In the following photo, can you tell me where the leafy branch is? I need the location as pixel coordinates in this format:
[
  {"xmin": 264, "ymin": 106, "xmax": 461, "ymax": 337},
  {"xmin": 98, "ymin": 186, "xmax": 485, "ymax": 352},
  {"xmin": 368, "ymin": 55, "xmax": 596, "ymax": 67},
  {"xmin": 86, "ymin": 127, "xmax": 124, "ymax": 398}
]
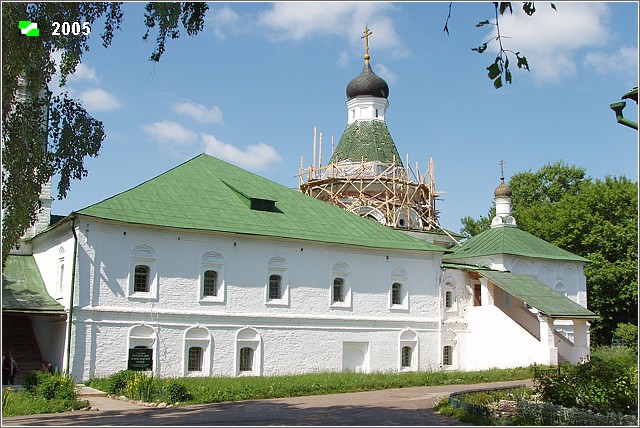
[{"xmin": 468, "ymin": 2, "xmax": 557, "ymax": 89}]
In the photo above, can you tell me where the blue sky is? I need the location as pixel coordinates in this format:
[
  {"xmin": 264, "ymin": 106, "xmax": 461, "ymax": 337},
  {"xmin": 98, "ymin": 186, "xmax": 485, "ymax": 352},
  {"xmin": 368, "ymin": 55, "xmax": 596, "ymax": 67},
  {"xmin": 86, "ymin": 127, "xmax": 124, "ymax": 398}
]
[{"xmin": 45, "ymin": 1, "xmax": 638, "ymax": 233}]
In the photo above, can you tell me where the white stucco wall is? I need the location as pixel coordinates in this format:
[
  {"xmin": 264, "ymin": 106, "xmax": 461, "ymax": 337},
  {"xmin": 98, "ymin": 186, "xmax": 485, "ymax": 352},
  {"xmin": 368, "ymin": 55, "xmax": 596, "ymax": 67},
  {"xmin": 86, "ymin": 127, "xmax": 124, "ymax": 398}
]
[{"xmin": 62, "ymin": 217, "xmax": 444, "ymax": 381}]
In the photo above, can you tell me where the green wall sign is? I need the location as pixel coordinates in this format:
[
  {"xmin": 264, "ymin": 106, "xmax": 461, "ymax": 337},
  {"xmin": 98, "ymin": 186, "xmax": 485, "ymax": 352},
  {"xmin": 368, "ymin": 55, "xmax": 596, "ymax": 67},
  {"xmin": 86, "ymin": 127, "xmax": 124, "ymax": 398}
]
[{"xmin": 127, "ymin": 348, "xmax": 153, "ymax": 371}]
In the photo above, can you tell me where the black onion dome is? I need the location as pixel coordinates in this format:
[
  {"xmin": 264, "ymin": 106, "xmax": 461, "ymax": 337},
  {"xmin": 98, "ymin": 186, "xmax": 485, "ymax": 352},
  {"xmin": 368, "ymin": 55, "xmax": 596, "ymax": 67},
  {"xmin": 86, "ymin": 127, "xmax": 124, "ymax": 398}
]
[
  {"xmin": 346, "ymin": 61, "xmax": 389, "ymax": 100},
  {"xmin": 494, "ymin": 181, "xmax": 512, "ymax": 198}
]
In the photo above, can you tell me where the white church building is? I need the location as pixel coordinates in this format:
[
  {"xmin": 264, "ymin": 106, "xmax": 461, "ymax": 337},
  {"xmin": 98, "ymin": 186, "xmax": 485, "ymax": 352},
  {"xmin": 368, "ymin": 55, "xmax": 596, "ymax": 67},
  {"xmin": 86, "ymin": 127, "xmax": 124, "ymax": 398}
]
[{"xmin": 2, "ymin": 30, "xmax": 597, "ymax": 383}]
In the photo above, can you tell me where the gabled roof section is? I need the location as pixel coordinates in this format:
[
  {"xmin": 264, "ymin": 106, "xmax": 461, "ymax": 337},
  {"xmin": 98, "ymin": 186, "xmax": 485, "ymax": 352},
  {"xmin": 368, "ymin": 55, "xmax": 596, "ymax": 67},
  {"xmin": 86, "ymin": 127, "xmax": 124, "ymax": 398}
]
[
  {"xmin": 2, "ymin": 255, "xmax": 64, "ymax": 314},
  {"xmin": 479, "ymin": 270, "xmax": 598, "ymax": 319},
  {"xmin": 443, "ymin": 226, "xmax": 588, "ymax": 263},
  {"xmin": 331, "ymin": 120, "xmax": 403, "ymax": 166},
  {"xmin": 76, "ymin": 154, "xmax": 444, "ymax": 253}
]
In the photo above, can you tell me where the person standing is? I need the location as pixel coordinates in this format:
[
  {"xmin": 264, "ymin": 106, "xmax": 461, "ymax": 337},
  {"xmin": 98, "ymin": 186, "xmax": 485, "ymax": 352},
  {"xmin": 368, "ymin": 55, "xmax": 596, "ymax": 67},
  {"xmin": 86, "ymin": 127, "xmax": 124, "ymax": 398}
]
[{"xmin": 2, "ymin": 350, "xmax": 18, "ymax": 385}]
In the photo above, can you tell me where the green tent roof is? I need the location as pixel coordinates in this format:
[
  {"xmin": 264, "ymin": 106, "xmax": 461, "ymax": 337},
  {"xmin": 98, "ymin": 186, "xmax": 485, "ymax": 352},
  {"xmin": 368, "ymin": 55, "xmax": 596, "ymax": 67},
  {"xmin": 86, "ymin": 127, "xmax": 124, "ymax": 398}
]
[
  {"xmin": 2, "ymin": 255, "xmax": 64, "ymax": 314},
  {"xmin": 331, "ymin": 120, "xmax": 403, "ymax": 166},
  {"xmin": 443, "ymin": 226, "xmax": 588, "ymax": 263},
  {"xmin": 480, "ymin": 270, "xmax": 598, "ymax": 319},
  {"xmin": 76, "ymin": 154, "xmax": 444, "ymax": 253}
]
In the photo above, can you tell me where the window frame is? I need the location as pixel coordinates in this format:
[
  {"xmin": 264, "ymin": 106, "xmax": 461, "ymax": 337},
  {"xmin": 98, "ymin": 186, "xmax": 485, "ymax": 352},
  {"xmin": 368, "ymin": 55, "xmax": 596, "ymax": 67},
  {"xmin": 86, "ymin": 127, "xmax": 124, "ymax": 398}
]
[
  {"xmin": 183, "ymin": 326, "xmax": 211, "ymax": 376},
  {"xmin": 443, "ymin": 345, "xmax": 453, "ymax": 366},
  {"xmin": 187, "ymin": 346, "xmax": 204, "ymax": 372},
  {"xmin": 239, "ymin": 347, "xmax": 254, "ymax": 372},
  {"xmin": 236, "ymin": 327, "xmax": 261, "ymax": 376},
  {"xmin": 128, "ymin": 245, "xmax": 158, "ymax": 300},
  {"xmin": 329, "ymin": 262, "xmax": 352, "ymax": 309},
  {"xmin": 389, "ymin": 267, "xmax": 409, "ymax": 311},
  {"xmin": 199, "ymin": 252, "xmax": 225, "ymax": 303},
  {"xmin": 332, "ymin": 277, "xmax": 345, "ymax": 303},
  {"xmin": 265, "ymin": 256, "xmax": 289, "ymax": 306}
]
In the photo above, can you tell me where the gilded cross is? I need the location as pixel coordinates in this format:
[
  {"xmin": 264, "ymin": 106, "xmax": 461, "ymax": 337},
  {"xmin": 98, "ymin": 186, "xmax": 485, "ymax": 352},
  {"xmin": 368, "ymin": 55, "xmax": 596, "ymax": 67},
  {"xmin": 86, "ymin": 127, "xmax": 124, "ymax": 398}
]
[
  {"xmin": 499, "ymin": 159, "xmax": 505, "ymax": 181},
  {"xmin": 362, "ymin": 27, "xmax": 372, "ymax": 59}
]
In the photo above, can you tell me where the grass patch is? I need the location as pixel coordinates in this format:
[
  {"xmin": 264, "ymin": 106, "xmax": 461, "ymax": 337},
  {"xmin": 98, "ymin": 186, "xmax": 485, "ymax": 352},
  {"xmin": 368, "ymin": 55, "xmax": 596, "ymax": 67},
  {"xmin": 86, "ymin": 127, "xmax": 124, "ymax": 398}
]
[
  {"xmin": 87, "ymin": 366, "xmax": 532, "ymax": 405},
  {"xmin": 2, "ymin": 387, "xmax": 90, "ymax": 417}
]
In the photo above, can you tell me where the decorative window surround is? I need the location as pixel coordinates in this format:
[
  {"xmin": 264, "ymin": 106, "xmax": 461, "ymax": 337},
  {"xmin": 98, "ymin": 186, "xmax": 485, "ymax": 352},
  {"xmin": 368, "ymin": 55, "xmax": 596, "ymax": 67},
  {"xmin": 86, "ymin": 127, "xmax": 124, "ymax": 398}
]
[
  {"xmin": 183, "ymin": 326, "xmax": 211, "ymax": 376},
  {"xmin": 399, "ymin": 329, "xmax": 418, "ymax": 371},
  {"xmin": 236, "ymin": 327, "xmax": 261, "ymax": 376},
  {"xmin": 199, "ymin": 251, "xmax": 225, "ymax": 303},
  {"xmin": 330, "ymin": 262, "xmax": 352, "ymax": 310},
  {"xmin": 265, "ymin": 256, "xmax": 289, "ymax": 306},
  {"xmin": 389, "ymin": 267, "xmax": 409, "ymax": 311},
  {"xmin": 128, "ymin": 245, "xmax": 158, "ymax": 301}
]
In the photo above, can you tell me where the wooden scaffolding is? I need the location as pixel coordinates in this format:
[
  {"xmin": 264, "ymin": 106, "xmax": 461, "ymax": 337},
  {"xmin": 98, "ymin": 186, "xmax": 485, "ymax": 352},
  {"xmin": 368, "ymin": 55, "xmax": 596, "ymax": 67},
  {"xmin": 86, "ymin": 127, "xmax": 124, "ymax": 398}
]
[{"xmin": 298, "ymin": 128, "xmax": 443, "ymax": 231}]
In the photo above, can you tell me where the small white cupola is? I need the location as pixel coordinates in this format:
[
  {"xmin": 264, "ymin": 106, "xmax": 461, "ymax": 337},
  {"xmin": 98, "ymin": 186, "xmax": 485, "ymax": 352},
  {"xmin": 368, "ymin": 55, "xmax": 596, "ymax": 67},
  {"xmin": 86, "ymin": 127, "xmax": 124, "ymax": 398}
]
[{"xmin": 491, "ymin": 160, "xmax": 517, "ymax": 228}]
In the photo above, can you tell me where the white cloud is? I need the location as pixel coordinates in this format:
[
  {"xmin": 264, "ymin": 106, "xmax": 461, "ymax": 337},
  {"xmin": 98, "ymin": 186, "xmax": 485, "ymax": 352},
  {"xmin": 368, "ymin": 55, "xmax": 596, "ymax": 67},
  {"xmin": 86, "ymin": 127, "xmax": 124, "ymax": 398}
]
[
  {"xmin": 172, "ymin": 101, "xmax": 224, "ymax": 124},
  {"xmin": 201, "ymin": 133, "xmax": 282, "ymax": 170},
  {"xmin": 259, "ymin": 3, "xmax": 407, "ymax": 58},
  {"xmin": 584, "ymin": 46, "xmax": 639, "ymax": 78},
  {"xmin": 141, "ymin": 121, "xmax": 197, "ymax": 145},
  {"xmin": 209, "ymin": 5, "xmax": 244, "ymax": 40},
  {"xmin": 374, "ymin": 63, "xmax": 397, "ymax": 85},
  {"xmin": 69, "ymin": 63, "xmax": 99, "ymax": 83},
  {"xmin": 485, "ymin": 3, "xmax": 612, "ymax": 83},
  {"xmin": 78, "ymin": 88, "xmax": 121, "ymax": 111}
]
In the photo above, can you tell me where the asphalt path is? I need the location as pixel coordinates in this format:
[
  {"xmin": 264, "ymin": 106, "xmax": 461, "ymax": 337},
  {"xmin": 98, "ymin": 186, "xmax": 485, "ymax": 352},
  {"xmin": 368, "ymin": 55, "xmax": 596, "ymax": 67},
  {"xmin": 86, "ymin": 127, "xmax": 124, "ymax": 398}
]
[{"xmin": 2, "ymin": 379, "xmax": 533, "ymax": 426}]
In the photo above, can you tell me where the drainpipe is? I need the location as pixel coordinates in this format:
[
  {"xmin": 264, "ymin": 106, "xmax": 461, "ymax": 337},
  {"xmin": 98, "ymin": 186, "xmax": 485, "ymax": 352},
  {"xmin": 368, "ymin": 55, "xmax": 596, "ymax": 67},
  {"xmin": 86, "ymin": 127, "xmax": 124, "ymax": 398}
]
[
  {"xmin": 64, "ymin": 215, "xmax": 78, "ymax": 375},
  {"xmin": 610, "ymin": 101, "xmax": 639, "ymax": 130}
]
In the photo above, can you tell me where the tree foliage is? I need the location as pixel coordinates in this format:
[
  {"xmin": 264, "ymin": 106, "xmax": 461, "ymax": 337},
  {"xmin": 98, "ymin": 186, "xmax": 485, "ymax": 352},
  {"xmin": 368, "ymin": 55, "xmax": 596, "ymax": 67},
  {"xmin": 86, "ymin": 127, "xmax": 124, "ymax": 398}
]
[
  {"xmin": 1, "ymin": 2, "xmax": 207, "ymax": 267},
  {"xmin": 459, "ymin": 162, "xmax": 638, "ymax": 345},
  {"xmin": 445, "ymin": 2, "xmax": 556, "ymax": 89}
]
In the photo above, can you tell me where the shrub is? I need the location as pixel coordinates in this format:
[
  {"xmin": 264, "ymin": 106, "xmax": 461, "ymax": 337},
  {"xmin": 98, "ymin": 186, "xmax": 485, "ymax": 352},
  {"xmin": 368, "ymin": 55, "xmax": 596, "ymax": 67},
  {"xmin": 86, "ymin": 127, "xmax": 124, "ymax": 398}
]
[
  {"xmin": 105, "ymin": 370, "xmax": 136, "ymax": 395},
  {"xmin": 164, "ymin": 380, "xmax": 191, "ymax": 403},
  {"xmin": 533, "ymin": 348, "xmax": 638, "ymax": 414},
  {"xmin": 613, "ymin": 323, "xmax": 638, "ymax": 352},
  {"xmin": 37, "ymin": 374, "xmax": 76, "ymax": 401}
]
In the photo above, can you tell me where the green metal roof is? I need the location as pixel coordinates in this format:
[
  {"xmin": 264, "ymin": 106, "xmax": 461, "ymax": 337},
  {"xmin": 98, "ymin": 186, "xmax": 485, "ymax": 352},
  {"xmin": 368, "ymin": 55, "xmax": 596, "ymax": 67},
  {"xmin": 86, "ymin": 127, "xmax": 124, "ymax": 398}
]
[
  {"xmin": 2, "ymin": 255, "xmax": 64, "ymax": 314},
  {"xmin": 330, "ymin": 120, "xmax": 403, "ymax": 166},
  {"xmin": 443, "ymin": 226, "xmax": 589, "ymax": 263},
  {"xmin": 480, "ymin": 270, "xmax": 598, "ymax": 319},
  {"xmin": 76, "ymin": 154, "xmax": 444, "ymax": 253}
]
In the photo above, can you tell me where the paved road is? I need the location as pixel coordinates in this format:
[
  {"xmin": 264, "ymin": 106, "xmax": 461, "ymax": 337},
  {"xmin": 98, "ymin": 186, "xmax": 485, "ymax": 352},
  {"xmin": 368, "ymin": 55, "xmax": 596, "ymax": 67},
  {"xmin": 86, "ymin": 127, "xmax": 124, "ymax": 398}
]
[{"xmin": 2, "ymin": 379, "xmax": 532, "ymax": 426}]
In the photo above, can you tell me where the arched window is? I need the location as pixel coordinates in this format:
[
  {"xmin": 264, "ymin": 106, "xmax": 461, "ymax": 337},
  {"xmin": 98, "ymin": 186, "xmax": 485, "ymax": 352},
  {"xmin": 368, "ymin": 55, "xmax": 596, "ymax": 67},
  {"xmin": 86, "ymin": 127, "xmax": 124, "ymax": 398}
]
[
  {"xmin": 401, "ymin": 346, "xmax": 412, "ymax": 368},
  {"xmin": 188, "ymin": 347, "xmax": 203, "ymax": 372},
  {"xmin": 445, "ymin": 290, "xmax": 453, "ymax": 308},
  {"xmin": 392, "ymin": 283, "xmax": 402, "ymax": 305},
  {"xmin": 200, "ymin": 252, "xmax": 225, "ymax": 302},
  {"xmin": 330, "ymin": 262, "xmax": 351, "ymax": 309},
  {"xmin": 203, "ymin": 270, "xmax": 217, "ymax": 297},
  {"xmin": 269, "ymin": 274, "xmax": 281, "ymax": 300},
  {"xmin": 184, "ymin": 326, "xmax": 211, "ymax": 376},
  {"xmin": 129, "ymin": 245, "xmax": 157, "ymax": 299},
  {"xmin": 265, "ymin": 256, "xmax": 288, "ymax": 305},
  {"xmin": 443, "ymin": 345, "xmax": 453, "ymax": 366},
  {"xmin": 239, "ymin": 347, "xmax": 253, "ymax": 372},
  {"xmin": 332, "ymin": 278, "xmax": 344, "ymax": 303},
  {"xmin": 399, "ymin": 329, "xmax": 418, "ymax": 371},
  {"xmin": 236, "ymin": 327, "xmax": 261, "ymax": 376},
  {"xmin": 134, "ymin": 265, "xmax": 150, "ymax": 292},
  {"xmin": 389, "ymin": 267, "xmax": 408, "ymax": 310}
]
